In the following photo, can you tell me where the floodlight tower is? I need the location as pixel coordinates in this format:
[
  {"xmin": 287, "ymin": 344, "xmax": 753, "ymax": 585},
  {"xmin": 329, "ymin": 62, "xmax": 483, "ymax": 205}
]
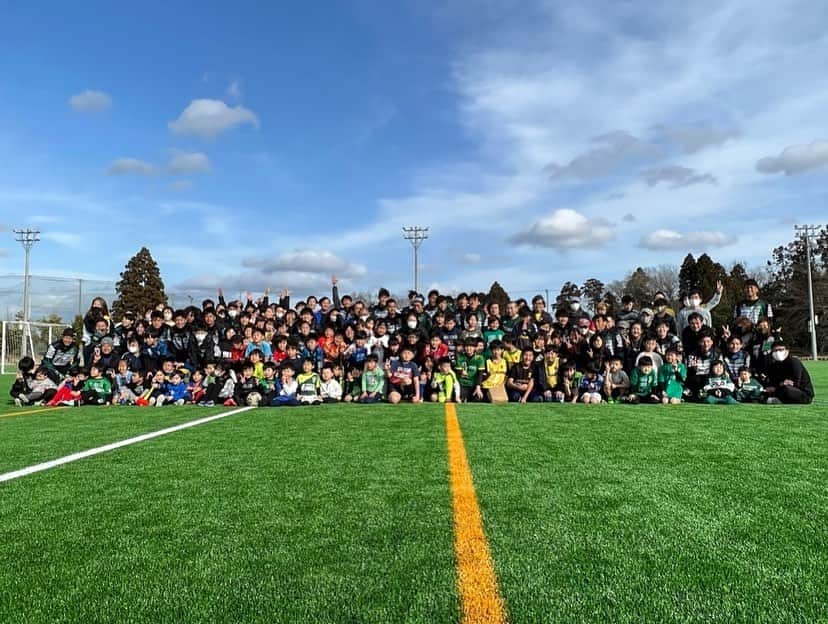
[
  {"xmin": 402, "ymin": 226, "xmax": 429, "ymax": 295},
  {"xmin": 13, "ymin": 228, "xmax": 40, "ymax": 356},
  {"xmin": 794, "ymin": 224, "xmax": 821, "ymax": 360}
]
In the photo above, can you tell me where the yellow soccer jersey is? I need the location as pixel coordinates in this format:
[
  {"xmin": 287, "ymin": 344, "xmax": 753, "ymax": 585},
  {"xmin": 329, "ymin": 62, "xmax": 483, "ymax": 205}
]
[
  {"xmin": 503, "ymin": 348, "xmax": 521, "ymax": 366},
  {"xmin": 481, "ymin": 358, "xmax": 507, "ymax": 389}
]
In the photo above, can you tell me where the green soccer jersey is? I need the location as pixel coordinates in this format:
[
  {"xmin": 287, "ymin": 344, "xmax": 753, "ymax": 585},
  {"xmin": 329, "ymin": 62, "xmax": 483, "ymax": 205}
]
[
  {"xmin": 455, "ymin": 353, "xmax": 486, "ymax": 387},
  {"xmin": 658, "ymin": 363, "xmax": 687, "ymax": 399},
  {"xmin": 83, "ymin": 377, "xmax": 112, "ymax": 396},
  {"xmin": 630, "ymin": 368, "xmax": 657, "ymax": 396},
  {"xmin": 736, "ymin": 378, "xmax": 763, "ymax": 402},
  {"xmin": 361, "ymin": 368, "xmax": 386, "ymax": 395},
  {"xmin": 296, "ymin": 372, "xmax": 321, "ymax": 398}
]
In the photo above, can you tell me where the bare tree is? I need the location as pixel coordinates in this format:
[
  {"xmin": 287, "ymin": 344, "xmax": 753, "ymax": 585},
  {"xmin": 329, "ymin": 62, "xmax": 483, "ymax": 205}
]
[{"xmin": 646, "ymin": 264, "xmax": 680, "ymax": 302}]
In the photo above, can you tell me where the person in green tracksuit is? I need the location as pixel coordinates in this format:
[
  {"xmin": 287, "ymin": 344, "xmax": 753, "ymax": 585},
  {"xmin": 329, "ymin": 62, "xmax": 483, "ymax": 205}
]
[
  {"xmin": 359, "ymin": 355, "xmax": 386, "ymax": 403},
  {"xmin": 627, "ymin": 356, "xmax": 659, "ymax": 403},
  {"xmin": 81, "ymin": 364, "xmax": 112, "ymax": 405},
  {"xmin": 657, "ymin": 348, "xmax": 687, "ymax": 404}
]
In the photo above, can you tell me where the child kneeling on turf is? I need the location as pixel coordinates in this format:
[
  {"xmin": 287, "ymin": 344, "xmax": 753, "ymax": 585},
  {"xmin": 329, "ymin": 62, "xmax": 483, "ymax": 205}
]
[
  {"xmin": 702, "ymin": 360, "xmax": 737, "ymax": 404},
  {"xmin": 431, "ymin": 356, "xmax": 461, "ymax": 403},
  {"xmin": 626, "ymin": 356, "xmax": 660, "ymax": 403},
  {"xmin": 359, "ymin": 355, "xmax": 385, "ymax": 403},
  {"xmin": 81, "ymin": 365, "xmax": 112, "ymax": 406},
  {"xmin": 387, "ymin": 345, "xmax": 421, "ymax": 403},
  {"xmin": 271, "ymin": 365, "xmax": 300, "ymax": 407},
  {"xmin": 658, "ymin": 348, "xmax": 686, "ymax": 404},
  {"xmin": 603, "ymin": 356, "xmax": 629, "ymax": 402}
]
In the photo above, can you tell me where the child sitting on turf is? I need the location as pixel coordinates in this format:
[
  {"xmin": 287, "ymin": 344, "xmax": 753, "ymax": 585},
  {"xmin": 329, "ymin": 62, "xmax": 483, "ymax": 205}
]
[
  {"xmin": 603, "ymin": 356, "xmax": 630, "ymax": 402},
  {"xmin": 578, "ymin": 363, "xmax": 605, "ymax": 404},
  {"xmin": 10, "ymin": 356, "xmax": 35, "ymax": 401},
  {"xmin": 455, "ymin": 339, "xmax": 485, "ymax": 402},
  {"xmin": 14, "ymin": 366, "xmax": 58, "ymax": 406},
  {"xmin": 735, "ymin": 366, "xmax": 764, "ymax": 402},
  {"xmin": 702, "ymin": 360, "xmax": 737, "ymax": 404},
  {"xmin": 626, "ymin": 356, "xmax": 660, "ymax": 404},
  {"xmin": 234, "ymin": 363, "xmax": 261, "ymax": 406},
  {"xmin": 160, "ymin": 370, "xmax": 191, "ymax": 406},
  {"xmin": 81, "ymin": 364, "xmax": 112, "ymax": 406},
  {"xmin": 657, "ymin": 348, "xmax": 687, "ymax": 404},
  {"xmin": 187, "ymin": 369, "xmax": 205, "ymax": 404},
  {"xmin": 47, "ymin": 367, "xmax": 86, "ymax": 406},
  {"xmin": 296, "ymin": 358, "xmax": 322, "ymax": 405},
  {"xmin": 319, "ymin": 365, "xmax": 343, "ymax": 403},
  {"xmin": 359, "ymin": 354, "xmax": 385, "ymax": 403},
  {"xmin": 555, "ymin": 361, "xmax": 582, "ymax": 403},
  {"xmin": 271, "ymin": 366, "xmax": 300, "ymax": 407},
  {"xmin": 342, "ymin": 365, "xmax": 363, "ymax": 402},
  {"xmin": 431, "ymin": 356, "xmax": 461, "ymax": 403}
]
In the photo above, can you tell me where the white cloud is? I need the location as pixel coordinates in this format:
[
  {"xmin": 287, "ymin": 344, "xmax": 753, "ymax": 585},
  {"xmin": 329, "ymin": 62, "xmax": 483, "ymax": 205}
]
[
  {"xmin": 510, "ymin": 208, "xmax": 614, "ymax": 249},
  {"xmin": 167, "ymin": 151, "xmax": 212, "ymax": 175},
  {"xmin": 68, "ymin": 90, "xmax": 111, "ymax": 113},
  {"xmin": 168, "ymin": 99, "xmax": 259, "ymax": 139},
  {"xmin": 462, "ymin": 253, "xmax": 482, "ymax": 264},
  {"xmin": 107, "ymin": 158, "xmax": 158, "ymax": 176},
  {"xmin": 756, "ymin": 141, "xmax": 828, "ymax": 175},
  {"xmin": 41, "ymin": 231, "xmax": 84, "ymax": 249},
  {"xmin": 243, "ymin": 250, "xmax": 366, "ymax": 277},
  {"xmin": 641, "ymin": 165, "xmax": 717, "ymax": 188},
  {"xmin": 176, "ymin": 271, "xmax": 335, "ymax": 295},
  {"xmin": 639, "ymin": 229, "xmax": 736, "ymax": 250},
  {"xmin": 227, "ymin": 79, "xmax": 242, "ymax": 100}
]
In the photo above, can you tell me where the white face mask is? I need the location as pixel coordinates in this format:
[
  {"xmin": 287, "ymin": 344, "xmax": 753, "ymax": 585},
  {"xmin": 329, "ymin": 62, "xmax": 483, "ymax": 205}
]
[
  {"xmin": 128, "ymin": 346, "xmax": 140, "ymax": 355},
  {"xmin": 407, "ymin": 320, "xmax": 417, "ymax": 329},
  {"xmin": 772, "ymin": 349, "xmax": 788, "ymax": 362},
  {"xmin": 689, "ymin": 297, "xmax": 701, "ymax": 307},
  {"xmin": 656, "ymin": 305, "xmax": 666, "ymax": 312},
  {"xmin": 570, "ymin": 303, "xmax": 580, "ymax": 312},
  {"xmin": 195, "ymin": 332, "xmax": 207, "ymax": 342},
  {"xmin": 228, "ymin": 310, "xmax": 239, "ymax": 318},
  {"xmin": 276, "ymin": 312, "xmax": 284, "ymax": 319},
  {"xmin": 579, "ymin": 327, "xmax": 589, "ymax": 335}
]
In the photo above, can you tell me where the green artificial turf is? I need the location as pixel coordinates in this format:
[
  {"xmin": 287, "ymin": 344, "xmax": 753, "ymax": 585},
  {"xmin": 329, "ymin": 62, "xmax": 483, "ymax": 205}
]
[
  {"xmin": 0, "ymin": 405, "xmax": 458, "ymax": 624},
  {"xmin": 0, "ymin": 364, "xmax": 825, "ymax": 623},
  {"xmin": 460, "ymin": 364, "xmax": 828, "ymax": 623}
]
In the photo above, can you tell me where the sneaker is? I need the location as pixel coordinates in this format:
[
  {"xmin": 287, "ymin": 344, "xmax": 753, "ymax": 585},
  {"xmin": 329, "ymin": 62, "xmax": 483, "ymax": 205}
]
[
  {"xmin": 174, "ymin": 399, "xmax": 185, "ymax": 406},
  {"xmin": 14, "ymin": 398, "xmax": 22, "ymax": 407},
  {"xmin": 18, "ymin": 393, "xmax": 28, "ymax": 404},
  {"xmin": 223, "ymin": 398, "xmax": 237, "ymax": 407},
  {"xmin": 766, "ymin": 397, "xmax": 782, "ymax": 405},
  {"xmin": 204, "ymin": 400, "xmax": 215, "ymax": 407}
]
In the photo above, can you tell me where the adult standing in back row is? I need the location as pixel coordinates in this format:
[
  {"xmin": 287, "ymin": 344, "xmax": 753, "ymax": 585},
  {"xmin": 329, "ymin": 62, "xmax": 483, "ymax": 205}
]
[{"xmin": 676, "ymin": 281, "xmax": 723, "ymax": 335}]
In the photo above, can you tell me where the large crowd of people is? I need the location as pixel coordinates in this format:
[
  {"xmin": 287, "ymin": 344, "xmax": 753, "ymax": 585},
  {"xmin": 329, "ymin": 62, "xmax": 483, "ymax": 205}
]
[{"xmin": 9, "ymin": 276, "xmax": 815, "ymax": 408}]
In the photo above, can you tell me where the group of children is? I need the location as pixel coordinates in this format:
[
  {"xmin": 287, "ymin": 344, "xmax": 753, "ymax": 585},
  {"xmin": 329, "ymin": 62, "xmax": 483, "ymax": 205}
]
[{"xmin": 8, "ymin": 279, "xmax": 815, "ymax": 408}]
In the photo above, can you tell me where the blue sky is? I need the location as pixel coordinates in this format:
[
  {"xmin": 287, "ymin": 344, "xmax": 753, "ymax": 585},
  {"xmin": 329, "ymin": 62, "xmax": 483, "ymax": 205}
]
[{"xmin": 1, "ymin": 0, "xmax": 827, "ymax": 306}]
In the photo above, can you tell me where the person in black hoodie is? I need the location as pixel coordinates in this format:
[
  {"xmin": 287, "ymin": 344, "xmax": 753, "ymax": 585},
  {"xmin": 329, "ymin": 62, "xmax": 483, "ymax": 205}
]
[
  {"xmin": 168, "ymin": 310, "xmax": 192, "ymax": 364},
  {"xmin": 764, "ymin": 341, "xmax": 814, "ymax": 404},
  {"xmin": 189, "ymin": 324, "xmax": 219, "ymax": 371}
]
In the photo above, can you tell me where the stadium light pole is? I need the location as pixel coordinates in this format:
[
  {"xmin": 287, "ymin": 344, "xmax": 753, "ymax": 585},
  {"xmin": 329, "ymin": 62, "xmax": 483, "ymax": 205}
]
[
  {"xmin": 13, "ymin": 228, "xmax": 40, "ymax": 357},
  {"xmin": 402, "ymin": 226, "xmax": 429, "ymax": 295},
  {"xmin": 794, "ymin": 224, "xmax": 821, "ymax": 361}
]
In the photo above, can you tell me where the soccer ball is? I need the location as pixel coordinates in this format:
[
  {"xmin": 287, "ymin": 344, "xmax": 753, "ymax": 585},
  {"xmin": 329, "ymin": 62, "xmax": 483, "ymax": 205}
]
[{"xmin": 246, "ymin": 392, "xmax": 262, "ymax": 407}]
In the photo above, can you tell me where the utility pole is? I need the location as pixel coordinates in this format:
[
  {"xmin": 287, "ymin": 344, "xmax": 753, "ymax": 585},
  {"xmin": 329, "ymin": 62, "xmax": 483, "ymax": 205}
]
[
  {"xmin": 13, "ymin": 228, "xmax": 41, "ymax": 357},
  {"xmin": 402, "ymin": 226, "xmax": 429, "ymax": 295},
  {"xmin": 794, "ymin": 224, "xmax": 820, "ymax": 361}
]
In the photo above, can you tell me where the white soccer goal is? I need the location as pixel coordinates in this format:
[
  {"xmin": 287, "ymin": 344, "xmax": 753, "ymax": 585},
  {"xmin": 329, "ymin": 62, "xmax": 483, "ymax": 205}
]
[{"xmin": 1, "ymin": 321, "xmax": 68, "ymax": 374}]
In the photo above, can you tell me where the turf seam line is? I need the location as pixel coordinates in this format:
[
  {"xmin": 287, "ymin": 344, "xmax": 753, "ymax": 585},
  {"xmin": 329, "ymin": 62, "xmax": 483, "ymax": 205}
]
[
  {"xmin": 0, "ymin": 406, "xmax": 254, "ymax": 484},
  {"xmin": 445, "ymin": 403, "xmax": 508, "ymax": 624}
]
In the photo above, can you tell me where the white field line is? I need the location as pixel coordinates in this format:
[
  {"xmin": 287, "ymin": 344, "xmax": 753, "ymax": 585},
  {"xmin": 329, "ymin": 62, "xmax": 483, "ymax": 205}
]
[{"xmin": 0, "ymin": 406, "xmax": 254, "ymax": 484}]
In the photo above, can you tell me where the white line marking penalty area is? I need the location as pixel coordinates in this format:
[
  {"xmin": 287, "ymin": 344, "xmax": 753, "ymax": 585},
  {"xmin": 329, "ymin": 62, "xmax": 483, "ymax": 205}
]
[{"xmin": 0, "ymin": 406, "xmax": 254, "ymax": 484}]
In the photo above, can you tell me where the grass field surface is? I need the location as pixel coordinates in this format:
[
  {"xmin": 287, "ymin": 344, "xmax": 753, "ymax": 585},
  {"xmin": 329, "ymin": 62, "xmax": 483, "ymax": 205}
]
[{"xmin": 0, "ymin": 364, "xmax": 826, "ymax": 623}]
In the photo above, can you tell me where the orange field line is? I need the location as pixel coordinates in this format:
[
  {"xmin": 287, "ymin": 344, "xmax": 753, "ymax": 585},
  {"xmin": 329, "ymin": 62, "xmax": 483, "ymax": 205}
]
[
  {"xmin": 0, "ymin": 405, "xmax": 66, "ymax": 420},
  {"xmin": 445, "ymin": 403, "xmax": 508, "ymax": 624}
]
